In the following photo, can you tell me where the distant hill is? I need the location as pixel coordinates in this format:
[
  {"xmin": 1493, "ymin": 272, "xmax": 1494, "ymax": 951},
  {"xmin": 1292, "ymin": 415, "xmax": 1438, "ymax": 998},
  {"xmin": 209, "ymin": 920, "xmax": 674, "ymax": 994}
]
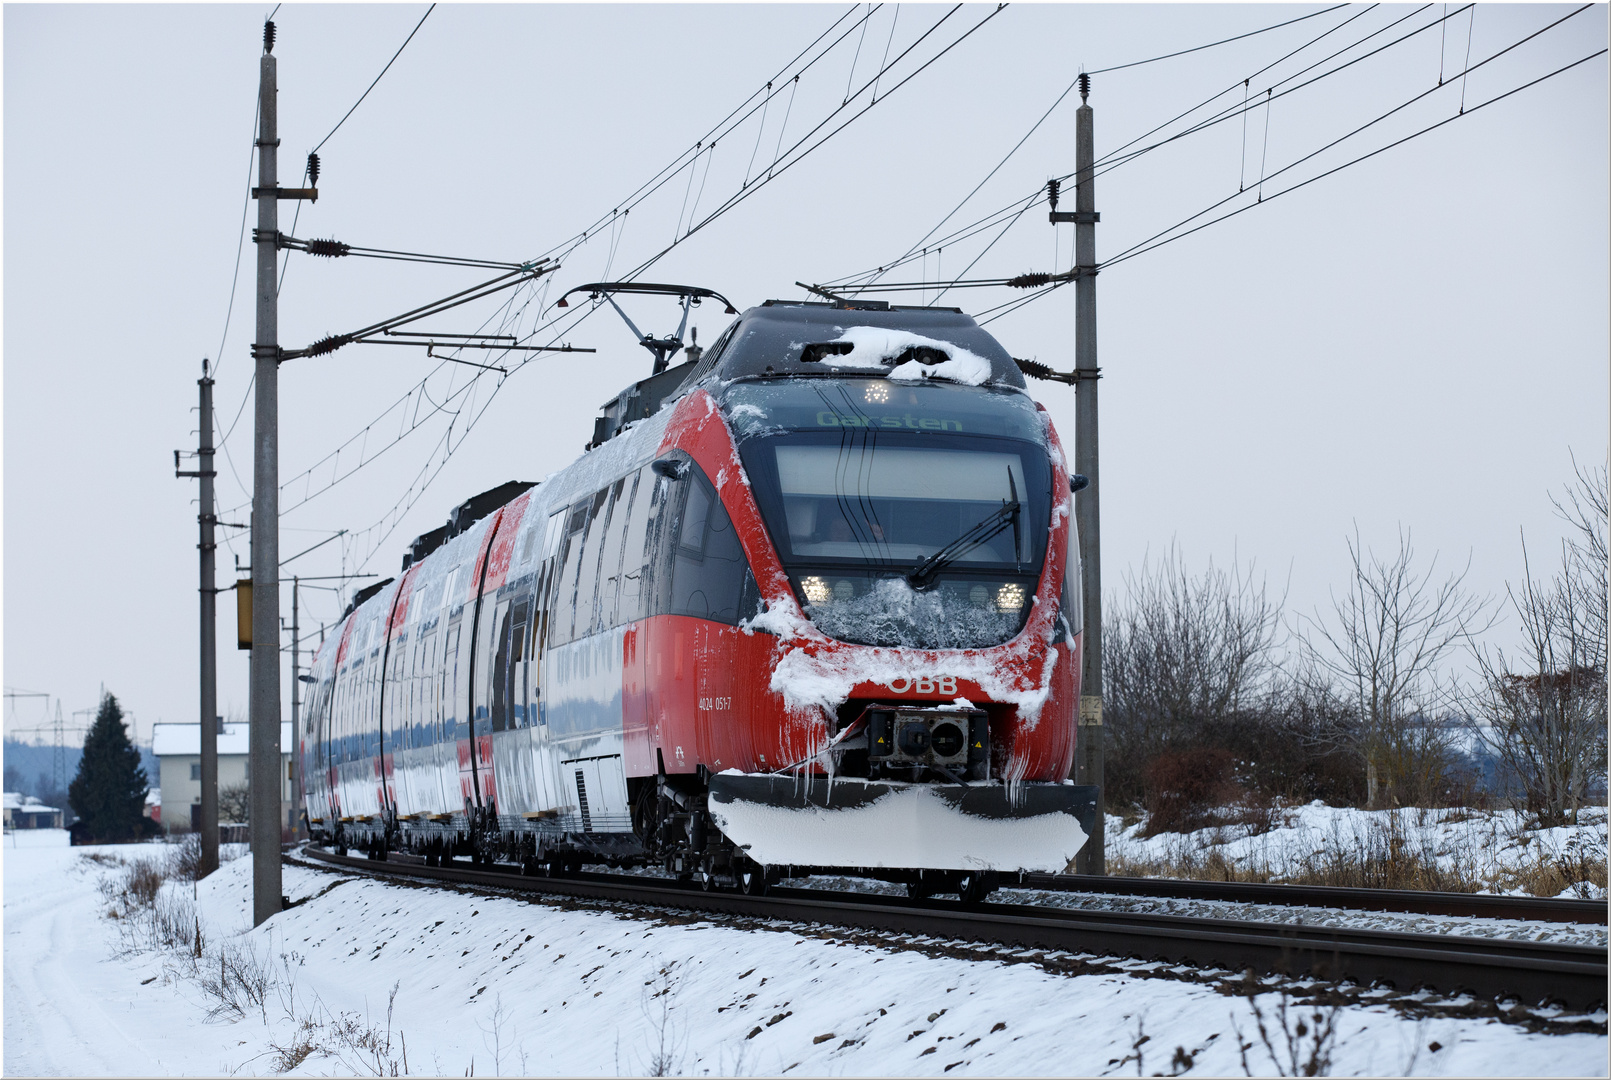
[{"xmin": 4, "ymin": 739, "xmax": 159, "ymax": 795}]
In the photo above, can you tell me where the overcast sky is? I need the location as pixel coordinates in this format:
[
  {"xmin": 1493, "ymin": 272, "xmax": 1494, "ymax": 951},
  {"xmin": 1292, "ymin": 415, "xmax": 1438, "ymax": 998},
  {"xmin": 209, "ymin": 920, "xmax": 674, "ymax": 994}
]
[{"xmin": 4, "ymin": 3, "xmax": 1606, "ymax": 744}]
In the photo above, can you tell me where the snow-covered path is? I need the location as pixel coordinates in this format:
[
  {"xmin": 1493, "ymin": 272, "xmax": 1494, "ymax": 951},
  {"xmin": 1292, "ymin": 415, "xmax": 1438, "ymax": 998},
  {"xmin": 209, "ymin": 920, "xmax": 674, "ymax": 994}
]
[
  {"xmin": 3, "ymin": 838, "xmax": 1606, "ymax": 1076},
  {"xmin": 2, "ymin": 837, "xmax": 238, "ymax": 1075}
]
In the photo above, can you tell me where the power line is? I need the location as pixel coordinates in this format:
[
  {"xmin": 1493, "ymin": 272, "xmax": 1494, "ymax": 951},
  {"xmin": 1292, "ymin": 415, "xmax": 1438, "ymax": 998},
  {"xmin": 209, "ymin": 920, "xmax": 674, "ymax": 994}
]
[
  {"xmin": 832, "ymin": 3, "xmax": 1458, "ymax": 295},
  {"xmin": 620, "ymin": 4, "xmax": 1008, "ymax": 285},
  {"xmin": 1086, "ymin": 3, "xmax": 1349, "ymax": 75},
  {"xmin": 211, "ymin": 103, "xmax": 262, "ymax": 382},
  {"xmin": 256, "ymin": 4, "xmax": 1000, "ymax": 572},
  {"xmin": 1087, "ymin": 4, "xmax": 1470, "ymax": 182},
  {"xmin": 1100, "ymin": 47, "xmax": 1607, "ymax": 274},
  {"xmin": 521, "ymin": 4, "xmax": 877, "ymax": 272},
  {"xmin": 838, "ymin": 0, "xmax": 1580, "ymax": 310},
  {"xmin": 311, "ymin": 4, "xmax": 436, "ymax": 156},
  {"xmin": 242, "ymin": 7, "xmax": 880, "ymax": 532},
  {"xmin": 970, "ymin": 39, "xmax": 1606, "ymax": 331},
  {"xmin": 1101, "ymin": 6, "xmax": 1597, "ymax": 271}
]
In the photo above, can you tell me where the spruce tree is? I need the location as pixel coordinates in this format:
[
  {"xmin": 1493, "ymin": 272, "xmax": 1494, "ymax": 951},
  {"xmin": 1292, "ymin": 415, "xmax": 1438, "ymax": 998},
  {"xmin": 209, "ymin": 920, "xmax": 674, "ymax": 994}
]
[{"xmin": 68, "ymin": 692, "xmax": 148, "ymax": 842}]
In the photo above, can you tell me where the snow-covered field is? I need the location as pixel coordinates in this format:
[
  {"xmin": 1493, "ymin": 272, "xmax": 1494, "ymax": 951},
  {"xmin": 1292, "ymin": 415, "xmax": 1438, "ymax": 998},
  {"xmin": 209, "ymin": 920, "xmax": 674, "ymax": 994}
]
[
  {"xmin": 1106, "ymin": 803, "xmax": 1610, "ymax": 899},
  {"xmin": 4, "ymin": 840, "xmax": 1606, "ymax": 1076}
]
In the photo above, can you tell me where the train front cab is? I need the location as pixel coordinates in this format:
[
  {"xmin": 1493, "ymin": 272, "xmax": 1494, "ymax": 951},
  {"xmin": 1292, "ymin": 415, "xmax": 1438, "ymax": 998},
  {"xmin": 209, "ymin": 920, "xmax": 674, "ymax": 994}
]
[{"xmin": 640, "ymin": 370, "xmax": 1098, "ymax": 882}]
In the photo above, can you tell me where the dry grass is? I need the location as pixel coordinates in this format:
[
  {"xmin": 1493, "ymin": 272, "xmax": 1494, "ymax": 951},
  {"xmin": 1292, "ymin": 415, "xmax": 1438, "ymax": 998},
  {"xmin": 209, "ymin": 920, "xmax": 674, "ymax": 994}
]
[
  {"xmin": 1489, "ymin": 833, "xmax": 1609, "ymax": 899},
  {"xmin": 267, "ymin": 983, "xmax": 411, "ymax": 1076}
]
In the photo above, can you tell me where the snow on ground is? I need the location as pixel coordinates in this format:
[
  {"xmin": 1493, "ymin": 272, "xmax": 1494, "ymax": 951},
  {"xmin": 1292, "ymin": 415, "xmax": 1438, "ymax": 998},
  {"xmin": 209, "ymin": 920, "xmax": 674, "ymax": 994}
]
[
  {"xmin": 4, "ymin": 827, "xmax": 70, "ymax": 849},
  {"xmin": 4, "ymin": 842, "xmax": 1606, "ymax": 1077},
  {"xmin": 1106, "ymin": 803, "xmax": 1610, "ymax": 899}
]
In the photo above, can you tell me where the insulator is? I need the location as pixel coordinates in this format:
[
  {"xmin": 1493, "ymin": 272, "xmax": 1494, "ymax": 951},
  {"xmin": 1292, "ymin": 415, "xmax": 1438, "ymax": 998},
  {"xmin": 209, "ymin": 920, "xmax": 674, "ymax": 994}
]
[
  {"xmin": 307, "ymin": 152, "xmax": 320, "ymax": 187},
  {"xmin": 1007, "ymin": 272, "xmax": 1052, "ymax": 289},
  {"xmin": 305, "ymin": 238, "xmax": 349, "ymax": 258},
  {"xmin": 264, "ymin": 20, "xmax": 276, "ymax": 53},
  {"xmin": 305, "ymin": 334, "xmax": 352, "ymax": 357},
  {"xmin": 1014, "ymin": 357, "xmax": 1055, "ymax": 380},
  {"xmin": 1078, "ymin": 72, "xmax": 1090, "ymax": 100},
  {"xmin": 1046, "ymin": 178, "xmax": 1060, "ymax": 211}
]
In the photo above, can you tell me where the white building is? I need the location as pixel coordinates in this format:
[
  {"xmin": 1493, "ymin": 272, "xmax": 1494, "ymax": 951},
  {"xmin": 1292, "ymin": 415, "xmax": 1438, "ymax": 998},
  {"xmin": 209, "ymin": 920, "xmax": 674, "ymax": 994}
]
[
  {"xmin": 2, "ymin": 792, "xmax": 64, "ymax": 830},
  {"xmin": 150, "ymin": 722, "xmax": 294, "ymax": 834}
]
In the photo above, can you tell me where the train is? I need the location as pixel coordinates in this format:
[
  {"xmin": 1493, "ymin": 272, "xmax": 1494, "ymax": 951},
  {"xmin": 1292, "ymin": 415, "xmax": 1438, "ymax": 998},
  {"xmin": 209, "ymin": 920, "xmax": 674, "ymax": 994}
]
[{"xmin": 301, "ymin": 290, "xmax": 1099, "ymax": 902}]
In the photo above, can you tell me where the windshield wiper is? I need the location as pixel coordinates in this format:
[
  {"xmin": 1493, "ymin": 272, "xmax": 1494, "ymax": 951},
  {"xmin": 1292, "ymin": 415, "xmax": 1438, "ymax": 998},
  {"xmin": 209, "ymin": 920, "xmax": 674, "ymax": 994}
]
[{"xmin": 907, "ymin": 498, "xmax": 1020, "ymax": 590}]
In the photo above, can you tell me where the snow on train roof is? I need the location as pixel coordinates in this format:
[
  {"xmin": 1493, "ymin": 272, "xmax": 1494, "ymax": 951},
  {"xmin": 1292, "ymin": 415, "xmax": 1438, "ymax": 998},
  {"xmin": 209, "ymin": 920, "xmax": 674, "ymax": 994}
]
[{"xmin": 707, "ymin": 302, "xmax": 1025, "ymax": 388}]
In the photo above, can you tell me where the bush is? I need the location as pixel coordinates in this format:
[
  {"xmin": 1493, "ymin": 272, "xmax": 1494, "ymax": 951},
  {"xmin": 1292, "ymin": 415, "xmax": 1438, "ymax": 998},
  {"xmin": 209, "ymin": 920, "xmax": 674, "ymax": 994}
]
[{"xmin": 1143, "ymin": 749, "xmax": 1238, "ymax": 837}]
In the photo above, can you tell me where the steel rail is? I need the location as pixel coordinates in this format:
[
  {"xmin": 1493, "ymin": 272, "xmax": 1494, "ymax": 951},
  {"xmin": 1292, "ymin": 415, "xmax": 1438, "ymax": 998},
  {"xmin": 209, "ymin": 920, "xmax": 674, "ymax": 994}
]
[
  {"xmin": 1019, "ymin": 873, "xmax": 1609, "ymax": 926},
  {"xmin": 298, "ymin": 848, "xmax": 1606, "ymax": 1009}
]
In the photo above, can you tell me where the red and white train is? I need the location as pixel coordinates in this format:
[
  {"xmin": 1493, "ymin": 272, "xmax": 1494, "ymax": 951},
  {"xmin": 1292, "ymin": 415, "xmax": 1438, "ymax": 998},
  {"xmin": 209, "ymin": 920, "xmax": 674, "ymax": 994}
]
[{"xmin": 302, "ymin": 293, "xmax": 1097, "ymax": 900}]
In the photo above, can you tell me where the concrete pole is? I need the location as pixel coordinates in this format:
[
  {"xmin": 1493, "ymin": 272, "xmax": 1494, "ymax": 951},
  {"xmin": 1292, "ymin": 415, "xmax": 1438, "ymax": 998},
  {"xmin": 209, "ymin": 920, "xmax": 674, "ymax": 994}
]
[
  {"xmin": 1072, "ymin": 76, "xmax": 1105, "ymax": 876},
  {"xmin": 250, "ymin": 23, "xmax": 283, "ymax": 925},
  {"xmin": 199, "ymin": 363, "xmax": 219, "ymax": 876}
]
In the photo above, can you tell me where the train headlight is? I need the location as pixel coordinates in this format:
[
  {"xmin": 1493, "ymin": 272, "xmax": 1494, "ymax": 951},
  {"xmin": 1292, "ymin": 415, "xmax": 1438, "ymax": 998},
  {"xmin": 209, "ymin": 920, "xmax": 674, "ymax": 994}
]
[
  {"xmin": 930, "ymin": 722, "xmax": 966, "ymax": 758},
  {"xmin": 801, "ymin": 576, "xmax": 831, "ymax": 605},
  {"xmin": 969, "ymin": 584, "xmax": 991, "ymax": 609},
  {"xmin": 833, "ymin": 579, "xmax": 856, "ymax": 602},
  {"xmin": 995, "ymin": 583, "xmax": 1026, "ymax": 612},
  {"xmin": 864, "ymin": 382, "xmax": 890, "ymax": 404}
]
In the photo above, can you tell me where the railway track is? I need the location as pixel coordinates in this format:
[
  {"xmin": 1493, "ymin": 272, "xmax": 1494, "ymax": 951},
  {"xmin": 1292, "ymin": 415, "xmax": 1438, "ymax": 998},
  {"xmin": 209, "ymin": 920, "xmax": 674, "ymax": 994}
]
[
  {"xmin": 1018, "ymin": 873, "xmax": 1609, "ymax": 925},
  {"xmin": 298, "ymin": 847, "xmax": 1607, "ymax": 1009}
]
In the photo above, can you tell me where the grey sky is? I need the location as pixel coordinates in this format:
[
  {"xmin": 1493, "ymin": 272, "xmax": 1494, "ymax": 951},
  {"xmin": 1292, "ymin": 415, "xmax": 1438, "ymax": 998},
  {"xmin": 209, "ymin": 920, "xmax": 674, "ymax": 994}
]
[{"xmin": 4, "ymin": 3, "xmax": 1606, "ymax": 742}]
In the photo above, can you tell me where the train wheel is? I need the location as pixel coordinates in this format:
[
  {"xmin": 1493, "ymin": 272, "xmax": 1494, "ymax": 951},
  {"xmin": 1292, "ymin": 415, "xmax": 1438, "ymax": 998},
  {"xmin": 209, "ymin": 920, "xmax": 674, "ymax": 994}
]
[
  {"xmin": 906, "ymin": 880, "xmax": 934, "ymax": 900},
  {"xmin": 698, "ymin": 870, "xmax": 717, "ymax": 892},
  {"xmin": 738, "ymin": 866, "xmax": 769, "ymax": 897},
  {"xmin": 956, "ymin": 872, "xmax": 996, "ymax": 905}
]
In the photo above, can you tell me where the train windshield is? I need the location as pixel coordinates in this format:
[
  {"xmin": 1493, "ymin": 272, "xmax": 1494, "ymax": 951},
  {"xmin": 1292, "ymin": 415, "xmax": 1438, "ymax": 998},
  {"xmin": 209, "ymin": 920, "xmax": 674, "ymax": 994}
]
[{"xmin": 726, "ymin": 378, "xmax": 1051, "ymax": 649}]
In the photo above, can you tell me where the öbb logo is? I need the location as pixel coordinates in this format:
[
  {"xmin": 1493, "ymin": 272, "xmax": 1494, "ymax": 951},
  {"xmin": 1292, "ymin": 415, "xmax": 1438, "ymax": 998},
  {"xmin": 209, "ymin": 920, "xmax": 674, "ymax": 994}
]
[{"xmin": 885, "ymin": 675, "xmax": 958, "ymax": 695}]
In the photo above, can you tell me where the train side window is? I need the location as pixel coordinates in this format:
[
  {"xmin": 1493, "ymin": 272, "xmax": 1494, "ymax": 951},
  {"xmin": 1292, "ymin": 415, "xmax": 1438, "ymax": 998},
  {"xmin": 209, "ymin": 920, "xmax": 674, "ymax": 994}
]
[
  {"xmin": 617, "ymin": 467, "xmax": 658, "ymax": 624},
  {"xmin": 678, "ymin": 480, "xmax": 712, "ymax": 559},
  {"xmin": 595, "ymin": 475, "xmax": 636, "ymax": 631},
  {"xmin": 510, "ymin": 603, "xmax": 529, "ymax": 727},
  {"xmin": 644, "ymin": 470, "xmax": 682, "ymax": 617},
  {"xmin": 572, "ymin": 486, "xmax": 615, "ymax": 640},
  {"xmin": 489, "ymin": 604, "xmax": 514, "ymax": 733},
  {"xmin": 548, "ymin": 502, "xmax": 590, "ymax": 647}
]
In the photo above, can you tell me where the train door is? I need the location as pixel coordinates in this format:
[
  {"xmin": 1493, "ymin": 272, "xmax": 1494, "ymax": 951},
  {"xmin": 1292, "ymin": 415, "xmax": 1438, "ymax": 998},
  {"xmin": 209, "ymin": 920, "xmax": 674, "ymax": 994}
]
[
  {"xmin": 510, "ymin": 601, "xmax": 529, "ymax": 728},
  {"xmin": 421, "ymin": 616, "xmax": 450, "ymax": 816},
  {"xmin": 477, "ymin": 596, "xmax": 510, "ymax": 811},
  {"xmin": 489, "ymin": 600, "xmax": 514, "ymax": 732},
  {"xmin": 445, "ymin": 611, "xmax": 469, "ymax": 811},
  {"xmin": 530, "ymin": 509, "xmax": 566, "ymax": 727}
]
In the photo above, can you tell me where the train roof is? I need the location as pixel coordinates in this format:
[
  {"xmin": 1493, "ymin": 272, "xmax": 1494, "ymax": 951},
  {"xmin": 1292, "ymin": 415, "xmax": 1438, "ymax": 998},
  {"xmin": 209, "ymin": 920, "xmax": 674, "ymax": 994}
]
[{"xmin": 588, "ymin": 299, "xmax": 1026, "ymax": 449}]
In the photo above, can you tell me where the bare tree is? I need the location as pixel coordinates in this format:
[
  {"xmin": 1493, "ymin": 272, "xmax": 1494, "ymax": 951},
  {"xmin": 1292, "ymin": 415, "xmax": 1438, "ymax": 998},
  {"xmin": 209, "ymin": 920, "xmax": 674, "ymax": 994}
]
[
  {"xmin": 1297, "ymin": 527, "xmax": 1490, "ymax": 808},
  {"xmin": 1104, "ymin": 545, "xmax": 1285, "ymax": 804},
  {"xmin": 1552, "ymin": 454, "xmax": 1608, "ymax": 672},
  {"xmin": 218, "ymin": 782, "xmax": 250, "ymax": 826},
  {"xmin": 1471, "ymin": 463, "xmax": 1608, "ymax": 826}
]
